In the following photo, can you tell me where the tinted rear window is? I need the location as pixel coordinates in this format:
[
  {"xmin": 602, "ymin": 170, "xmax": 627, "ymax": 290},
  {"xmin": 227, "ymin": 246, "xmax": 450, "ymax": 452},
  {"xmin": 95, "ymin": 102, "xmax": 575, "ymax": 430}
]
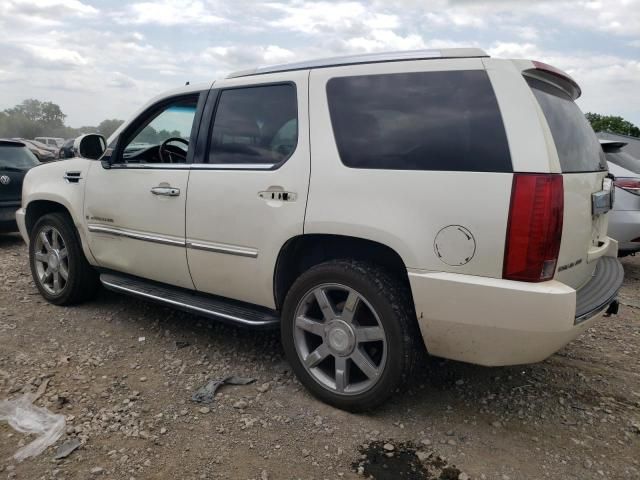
[
  {"xmin": 605, "ymin": 150, "xmax": 640, "ymax": 175},
  {"xmin": 326, "ymin": 70, "xmax": 512, "ymax": 172},
  {"xmin": 0, "ymin": 145, "xmax": 39, "ymax": 169},
  {"xmin": 526, "ymin": 77, "xmax": 606, "ymax": 173}
]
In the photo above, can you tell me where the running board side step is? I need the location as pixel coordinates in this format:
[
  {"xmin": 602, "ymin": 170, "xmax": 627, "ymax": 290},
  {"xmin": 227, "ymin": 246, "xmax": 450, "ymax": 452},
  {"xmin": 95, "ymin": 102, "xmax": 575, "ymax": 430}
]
[{"xmin": 100, "ymin": 273, "xmax": 280, "ymax": 329}]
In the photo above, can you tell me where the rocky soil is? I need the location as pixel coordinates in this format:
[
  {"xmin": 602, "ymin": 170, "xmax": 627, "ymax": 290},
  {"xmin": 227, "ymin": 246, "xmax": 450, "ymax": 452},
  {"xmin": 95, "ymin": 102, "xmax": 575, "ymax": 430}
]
[{"xmin": 0, "ymin": 232, "xmax": 638, "ymax": 479}]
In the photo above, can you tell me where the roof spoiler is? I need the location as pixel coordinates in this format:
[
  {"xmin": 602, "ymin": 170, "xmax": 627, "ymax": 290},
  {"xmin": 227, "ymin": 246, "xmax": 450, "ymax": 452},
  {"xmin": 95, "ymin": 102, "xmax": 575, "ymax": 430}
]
[{"xmin": 523, "ymin": 61, "xmax": 581, "ymax": 100}]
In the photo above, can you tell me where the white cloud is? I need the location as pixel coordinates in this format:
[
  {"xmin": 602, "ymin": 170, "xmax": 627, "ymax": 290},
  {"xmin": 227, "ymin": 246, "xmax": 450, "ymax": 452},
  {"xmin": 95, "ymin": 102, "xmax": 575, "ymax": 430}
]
[
  {"xmin": 0, "ymin": 0, "xmax": 98, "ymax": 26},
  {"xmin": 267, "ymin": 1, "xmax": 399, "ymax": 35},
  {"xmin": 21, "ymin": 44, "xmax": 89, "ymax": 67},
  {"xmin": 344, "ymin": 30, "xmax": 426, "ymax": 52},
  {"xmin": 487, "ymin": 42, "xmax": 541, "ymax": 59},
  {"xmin": 199, "ymin": 44, "xmax": 296, "ymax": 73},
  {"xmin": 0, "ymin": 0, "xmax": 638, "ymax": 127},
  {"xmin": 116, "ymin": 0, "xmax": 228, "ymax": 26}
]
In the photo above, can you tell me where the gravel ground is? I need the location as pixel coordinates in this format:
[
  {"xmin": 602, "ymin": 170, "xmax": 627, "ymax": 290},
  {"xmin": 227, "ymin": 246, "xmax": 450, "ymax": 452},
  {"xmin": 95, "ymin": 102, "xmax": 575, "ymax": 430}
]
[{"xmin": 0, "ymin": 232, "xmax": 639, "ymax": 480}]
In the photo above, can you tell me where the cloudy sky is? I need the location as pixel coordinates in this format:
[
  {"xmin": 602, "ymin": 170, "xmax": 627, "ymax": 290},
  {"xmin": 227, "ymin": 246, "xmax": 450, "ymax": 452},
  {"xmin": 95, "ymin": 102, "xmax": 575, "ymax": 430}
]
[{"xmin": 1, "ymin": 0, "xmax": 639, "ymax": 127}]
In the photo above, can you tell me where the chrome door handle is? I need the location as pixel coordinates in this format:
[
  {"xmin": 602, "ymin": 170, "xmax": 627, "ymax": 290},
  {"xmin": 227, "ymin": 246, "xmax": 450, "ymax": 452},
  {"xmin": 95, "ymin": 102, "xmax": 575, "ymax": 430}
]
[{"xmin": 151, "ymin": 186, "xmax": 180, "ymax": 196}]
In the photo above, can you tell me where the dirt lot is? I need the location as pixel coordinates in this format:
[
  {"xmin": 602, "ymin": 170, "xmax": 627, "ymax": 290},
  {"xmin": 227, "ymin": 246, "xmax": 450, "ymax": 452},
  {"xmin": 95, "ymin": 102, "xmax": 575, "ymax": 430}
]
[{"xmin": 0, "ymin": 232, "xmax": 639, "ymax": 480}]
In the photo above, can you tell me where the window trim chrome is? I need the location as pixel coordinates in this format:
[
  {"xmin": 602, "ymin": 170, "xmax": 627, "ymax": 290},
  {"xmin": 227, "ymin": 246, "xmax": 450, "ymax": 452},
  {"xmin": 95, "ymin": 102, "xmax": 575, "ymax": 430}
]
[{"xmin": 190, "ymin": 163, "xmax": 274, "ymax": 170}]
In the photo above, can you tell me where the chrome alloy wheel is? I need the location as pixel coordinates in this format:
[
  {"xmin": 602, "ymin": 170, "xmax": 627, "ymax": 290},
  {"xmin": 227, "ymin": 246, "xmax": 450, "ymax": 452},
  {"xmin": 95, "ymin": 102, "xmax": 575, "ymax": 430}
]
[
  {"xmin": 33, "ymin": 226, "xmax": 69, "ymax": 296},
  {"xmin": 293, "ymin": 284, "xmax": 387, "ymax": 395}
]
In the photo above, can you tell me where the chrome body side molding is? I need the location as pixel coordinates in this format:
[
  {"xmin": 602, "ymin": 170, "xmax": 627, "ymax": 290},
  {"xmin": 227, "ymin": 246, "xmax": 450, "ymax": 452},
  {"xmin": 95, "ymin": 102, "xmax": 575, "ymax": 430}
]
[
  {"xmin": 186, "ymin": 240, "xmax": 258, "ymax": 258},
  {"xmin": 87, "ymin": 224, "xmax": 185, "ymax": 247},
  {"xmin": 87, "ymin": 224, "xmax": 259, "ymax": 258}
]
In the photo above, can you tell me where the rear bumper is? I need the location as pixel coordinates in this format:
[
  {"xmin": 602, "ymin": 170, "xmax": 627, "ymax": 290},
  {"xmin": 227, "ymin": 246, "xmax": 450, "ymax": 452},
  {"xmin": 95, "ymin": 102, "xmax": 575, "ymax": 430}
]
[
  {"xmin": 408, "ymin": 256, "xmax": 624, "ymax": 366},
  {"xmin": 575, "ymin": 257, "xmax": 623, "ymax": 323}
]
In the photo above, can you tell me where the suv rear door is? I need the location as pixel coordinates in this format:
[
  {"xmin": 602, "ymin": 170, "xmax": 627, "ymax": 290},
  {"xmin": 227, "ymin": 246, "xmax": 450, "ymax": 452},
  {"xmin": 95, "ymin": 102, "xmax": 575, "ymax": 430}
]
[{"xmin": 525, "ymin": 72, "xmax": 612, "ymax": 289}]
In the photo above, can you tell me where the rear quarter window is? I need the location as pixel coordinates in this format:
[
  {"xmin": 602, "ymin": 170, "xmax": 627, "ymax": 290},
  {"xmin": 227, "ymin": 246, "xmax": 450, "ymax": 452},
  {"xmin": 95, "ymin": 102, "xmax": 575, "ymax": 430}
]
[
  {"xmin": 326, "ymin": 70, "xmax": 512, "ymax": 172},
  {"xmin": 526, "ymin": 77, "xmax": 606, "ymax": 173}
]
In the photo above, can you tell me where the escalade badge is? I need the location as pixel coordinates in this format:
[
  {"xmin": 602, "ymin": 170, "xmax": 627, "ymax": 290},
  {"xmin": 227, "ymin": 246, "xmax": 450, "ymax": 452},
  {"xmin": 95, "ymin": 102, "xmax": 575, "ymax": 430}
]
[{"xmin": 0, "ymin": 175, "xmax": 10, "ymax": 185}]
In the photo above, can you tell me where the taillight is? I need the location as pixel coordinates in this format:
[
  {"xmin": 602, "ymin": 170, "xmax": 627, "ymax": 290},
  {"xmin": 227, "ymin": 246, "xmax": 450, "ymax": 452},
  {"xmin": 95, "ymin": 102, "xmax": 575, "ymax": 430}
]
[
  {"xmin": 614, "ymin": 178, "xmax": 640, "ymax": 196},
  {"xmin": 503, "ymin": 174, "xmax": 564, "ymax": 282}
]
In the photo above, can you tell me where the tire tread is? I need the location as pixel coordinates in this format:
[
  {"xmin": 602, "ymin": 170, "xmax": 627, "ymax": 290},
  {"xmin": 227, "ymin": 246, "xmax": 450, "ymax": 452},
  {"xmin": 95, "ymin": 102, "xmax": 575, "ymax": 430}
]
[
  {"xmin": 281, "ymin": 259, "xmax": 422, "ymax": 411},
  {"xmin": 29, "ymin": 212, "xmax": 100, "ymax": 305}
]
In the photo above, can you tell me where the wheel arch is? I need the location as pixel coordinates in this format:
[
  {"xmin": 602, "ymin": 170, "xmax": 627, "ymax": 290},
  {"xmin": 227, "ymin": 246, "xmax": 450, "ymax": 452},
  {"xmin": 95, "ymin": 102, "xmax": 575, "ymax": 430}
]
[
  {"xmin": 273, "ymin": 233, "xmax": 413, "ymax": 310},
  {"xmin": 25, "ymin": 199, "xmax": 72, "ymax": 236},
  {"xmin": 25, "ymin": 198, "xmax": 97, "ymax": 265}
]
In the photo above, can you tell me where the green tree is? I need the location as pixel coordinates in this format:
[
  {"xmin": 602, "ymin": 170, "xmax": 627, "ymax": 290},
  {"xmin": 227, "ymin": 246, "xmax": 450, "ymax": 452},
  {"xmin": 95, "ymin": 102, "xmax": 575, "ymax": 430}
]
[
  {"xmin": 2, "ymin": 99, "xmax": 68, "ymax": 138},
  {"xmin": 136, "ymin": 126, "xmax": 158, "ymax": 144},
  {"xmin": 585, "ymin": 113, "xmax": 640, "ymax": 137},
  {"xmin": 6, "ymin": 99, "xmax": 66, "ymax": 126},
  {"xmin": 97, "ymin": 119, "xmax": 124, "ymax": 138}
]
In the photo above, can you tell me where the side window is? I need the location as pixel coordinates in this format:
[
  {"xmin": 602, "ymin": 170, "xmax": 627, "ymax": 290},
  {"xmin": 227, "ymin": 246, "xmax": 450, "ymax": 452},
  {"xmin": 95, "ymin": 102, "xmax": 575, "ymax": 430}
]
[
  {"xmin": 326, "ymin": 70, "xmax": 512, "ymax": 172},
  {"xmin": 118, "ymin": 96, "xmax": 199, "ymax": 164},
  {"xmin": 208, "ymin": 84, "xmax": 298, "ymax": 165}
]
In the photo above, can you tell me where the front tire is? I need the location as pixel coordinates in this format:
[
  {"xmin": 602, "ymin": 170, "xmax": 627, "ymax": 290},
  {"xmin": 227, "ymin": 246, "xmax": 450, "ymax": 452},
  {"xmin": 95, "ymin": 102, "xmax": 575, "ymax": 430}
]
[
  {"xmin": 29, "ymin": 212, "xmax": 100, "ymax": 305},
  {"xmin": 281, "ymin": 260, "xmax": 420, "ymax": 411}
]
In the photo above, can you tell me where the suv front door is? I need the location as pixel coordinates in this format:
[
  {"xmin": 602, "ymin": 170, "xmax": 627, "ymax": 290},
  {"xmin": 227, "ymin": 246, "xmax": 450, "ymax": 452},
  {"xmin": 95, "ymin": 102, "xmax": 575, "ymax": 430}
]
[
  {"xmin": 185, "ymin": 72, "xmax": 310, "ymax": 308},
  {"xmin": 83, "ymin": 93, "xmax": 204, "ymax": 289}
]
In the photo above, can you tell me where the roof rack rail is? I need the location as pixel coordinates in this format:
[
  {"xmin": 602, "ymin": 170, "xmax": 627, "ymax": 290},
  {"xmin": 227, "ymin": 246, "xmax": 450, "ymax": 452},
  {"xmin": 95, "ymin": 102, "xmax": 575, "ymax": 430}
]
[{"xmin": 227, "ymin": 48, "xmax": 489, "ymax": 79}]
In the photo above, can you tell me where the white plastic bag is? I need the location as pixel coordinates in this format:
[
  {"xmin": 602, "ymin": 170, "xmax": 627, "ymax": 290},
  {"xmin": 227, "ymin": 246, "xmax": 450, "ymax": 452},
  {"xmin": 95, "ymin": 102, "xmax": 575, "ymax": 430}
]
[{"xmin": 0, "ymin": 394, "xmax": 66, "ymax": 461}]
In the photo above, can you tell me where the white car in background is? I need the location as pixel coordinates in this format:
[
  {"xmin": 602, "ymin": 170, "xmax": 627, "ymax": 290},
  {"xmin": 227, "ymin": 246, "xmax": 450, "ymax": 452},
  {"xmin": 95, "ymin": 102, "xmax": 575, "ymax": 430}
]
[
  {"xmin": 35, "ymin": 137, "xmax": 65, "ymax": 148},
  {"xmin": 602, "ymin": 140, "xmax": 640, "ymax": 256}
]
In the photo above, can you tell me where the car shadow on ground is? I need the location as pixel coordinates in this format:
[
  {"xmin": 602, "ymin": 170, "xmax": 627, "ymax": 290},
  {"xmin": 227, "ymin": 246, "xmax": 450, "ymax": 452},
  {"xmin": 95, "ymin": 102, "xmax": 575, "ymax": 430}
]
[
  {"xmin": 92, "ymin": 286, "xmax": 546, "ymax": 418},
  {"xmin": 0, "ymin": 232, "xmax": 23, "ymax": 247}
]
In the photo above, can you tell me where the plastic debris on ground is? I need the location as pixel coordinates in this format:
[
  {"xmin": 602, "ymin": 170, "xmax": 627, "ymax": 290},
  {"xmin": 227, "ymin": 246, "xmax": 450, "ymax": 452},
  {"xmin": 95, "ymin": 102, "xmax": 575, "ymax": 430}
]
[
  {"xmin": 53, "ymin": 438, "xmax": 82, "ymax": 459},
  {"xmin": 191, "ymin": 376, "xmax": 256, "ymax": 404},
  {"xmin": 0, "ymin": 394, "xmax": 66, "ymax": 461}
]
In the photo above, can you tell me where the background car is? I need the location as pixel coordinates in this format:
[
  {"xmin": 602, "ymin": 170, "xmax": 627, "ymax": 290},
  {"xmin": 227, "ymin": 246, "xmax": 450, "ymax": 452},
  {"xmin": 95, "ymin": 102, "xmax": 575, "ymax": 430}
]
[
  {"xmin": 601, "ymin": 140, "xmax": 640, "ymax": 256},
  {"xmin": 34, "ymin": 137, "xmax": 64, "ymax": 148},
  {"xmin": 58, "ymin": 138, "xmax": 76, "ymax": 159},
  {"xmin": 16, "ymin": 138, "xmax": 57, "ymax": 162},
  {"xmin": 0, "ymin": 139, "xmax": 40, "ymax": 232}
]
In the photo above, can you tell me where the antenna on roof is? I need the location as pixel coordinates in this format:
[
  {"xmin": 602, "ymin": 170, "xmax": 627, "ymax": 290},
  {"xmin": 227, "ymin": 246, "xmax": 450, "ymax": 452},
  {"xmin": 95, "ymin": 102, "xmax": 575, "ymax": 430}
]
[{"xmin": 185, "ymin": 81, "xmax": 190, "ymax": 86}]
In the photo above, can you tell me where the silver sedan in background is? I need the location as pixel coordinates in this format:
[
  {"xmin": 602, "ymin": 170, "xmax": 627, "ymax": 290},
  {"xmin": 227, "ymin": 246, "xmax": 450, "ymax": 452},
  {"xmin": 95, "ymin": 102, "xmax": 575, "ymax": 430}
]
[{"xmin": 602, "ymin": 140, "xmax": 640, "ymax": 256}]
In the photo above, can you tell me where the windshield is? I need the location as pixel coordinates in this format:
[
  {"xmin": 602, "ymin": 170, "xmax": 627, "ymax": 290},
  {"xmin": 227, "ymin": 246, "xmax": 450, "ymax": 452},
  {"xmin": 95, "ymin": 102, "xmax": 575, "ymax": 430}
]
[
  {"xmin": 0, "ymin": 145, "xmax": 40, "ymax": 169},
  {"xmin": 526, "ymin": 77, "xmax": 606, "ymax": 173},
  {"xmin": 605, "ymin": 150, "xmax": 640, "ymax": 175}
]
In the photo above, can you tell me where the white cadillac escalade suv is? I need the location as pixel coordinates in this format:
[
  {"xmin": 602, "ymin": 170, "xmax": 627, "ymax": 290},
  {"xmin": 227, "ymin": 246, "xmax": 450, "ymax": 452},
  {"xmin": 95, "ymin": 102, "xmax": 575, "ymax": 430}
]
[{"xmin": 16, "ymin": 49, "xmax": 624, "ymax": 411}]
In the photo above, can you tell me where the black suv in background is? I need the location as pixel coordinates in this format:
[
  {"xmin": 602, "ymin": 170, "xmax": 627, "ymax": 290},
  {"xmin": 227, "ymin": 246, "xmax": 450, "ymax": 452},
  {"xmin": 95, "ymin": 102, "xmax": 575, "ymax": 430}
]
[
  {"xmin": 58, "ymin": 138, "xmax": 76, "ymax": 159},
  {"xmin": 0, "ymin": 140, "xmax": 40, "ymax": 232}
]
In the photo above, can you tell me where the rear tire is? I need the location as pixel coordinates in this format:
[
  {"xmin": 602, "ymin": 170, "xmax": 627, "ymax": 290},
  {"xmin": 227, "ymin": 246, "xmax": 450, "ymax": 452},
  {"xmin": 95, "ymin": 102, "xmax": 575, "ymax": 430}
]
[
  {"xmin": 281, "ymin": 260, "xmax": 420, "ymax": 412},
  {"xmin": 29, "ymin": 212, "xmax": 100, "ymax": 305}
]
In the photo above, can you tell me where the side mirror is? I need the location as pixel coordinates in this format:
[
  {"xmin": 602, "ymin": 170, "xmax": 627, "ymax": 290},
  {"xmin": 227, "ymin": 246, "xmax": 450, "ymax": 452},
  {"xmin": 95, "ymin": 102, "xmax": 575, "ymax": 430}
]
[{"xmin": 74, "ymin": 134, "xmax": 106, "ymax": 160}]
